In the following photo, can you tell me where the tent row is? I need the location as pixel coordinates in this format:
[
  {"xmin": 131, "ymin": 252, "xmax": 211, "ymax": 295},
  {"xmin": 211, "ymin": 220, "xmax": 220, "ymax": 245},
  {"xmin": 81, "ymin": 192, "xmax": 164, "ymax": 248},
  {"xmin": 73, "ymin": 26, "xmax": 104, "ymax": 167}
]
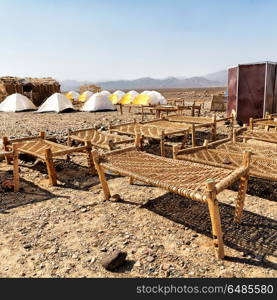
[
  {"xmin": 109, "ymin": 90, "xmax": 167, "ymax": 106},
  {"xmin": 0, "ymin": 93, "xmax": 116, "ymax": 113},
  {"xmin": 66, "ymin": 89, "xmax": 167, "ymax": 106}
]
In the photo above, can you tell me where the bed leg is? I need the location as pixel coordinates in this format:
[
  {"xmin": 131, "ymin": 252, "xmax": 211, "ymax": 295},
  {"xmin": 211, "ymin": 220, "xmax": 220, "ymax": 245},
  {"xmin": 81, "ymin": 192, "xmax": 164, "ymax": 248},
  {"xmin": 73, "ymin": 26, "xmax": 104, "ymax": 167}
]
[
  {"xmin": 160, "ymin": 131, "xmax": 165, "ymax": 157},
  {"xmin": 85, "ymin": 141, "xmax": 96, "ymax": 174},
  {"xmin": 92, "ymin": 150, "xmax": 111, "ymax": 201},
  {"xmin": 45, "ymin": 148, "xmax": 57, "ymax": 186},
  {"xmin": 3, "ymin": 137, "xmax": 12, "ymax": 165},
  {"xmin": 129, "ymin": 177, "xmax": 134, "ymax": 185},
  {"xmin": 206, "ymin": 179, "xmax": 225, "ymax": 259},
  {"xmin": 12, "ymin": 146, "xmax": 20, "ymax": 192},
  {"xmin": 234, "ymin": 175, "xmax": 249, "ymax": 224},
  {"xmin": 191, "ymin": 124, "xmax": 196, "ymax": 147}
]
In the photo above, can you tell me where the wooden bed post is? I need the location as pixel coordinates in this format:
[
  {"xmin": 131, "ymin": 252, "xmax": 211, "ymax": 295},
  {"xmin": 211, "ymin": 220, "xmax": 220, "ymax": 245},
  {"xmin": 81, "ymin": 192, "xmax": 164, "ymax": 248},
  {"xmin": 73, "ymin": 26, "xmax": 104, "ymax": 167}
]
[
  {"xmin": 120, "ymin": 104, "xmax": 123, "ymax": 115},
  {"xmin": 206, "ymin": 179, "xmax": 225, "ymax": 259},
  {"xmin": 234, "ymin": 151, "xmax": 250, "ymax": 224},
  {"xmin": 249, "ymin": 117, "xmax": 254, "ymax": 130},
  {"xmin": 85, "ymin": 141, "xmax": 96, "ymax": 174},
  {"xmin": 3, "ymin": 136, "xmax": 12, "ymax": 164},
  {"xmin": 232, "ymin": 128, "xmax": 236, "ymax": 143},
  {"xmin": 45, "ymin": 148, "xmax": 57, "ymax": 186},
  {"xmin": 67, "ymin": 129, "xmax": 72, "ymax": 146},
  {"xmin": 172, "ymin": 145, "xmax": 179, "ymax": 159},
  {"xmin": 203, "ymin": 139, "xmax": 209, "ymax": 148},
  {"xmin": 92, "ymin": 150, "xmax": 111, "ymax": 201},
  {"xmin": 141, "ymin": 105, "xmax": 144, "ymax": 122},
  {"xmin": 211, "ymin": 115, "xmax": 217, "ymax": 141},
  {"xmin": 160, "ymin": 131, "xmax": 165, "ymax": 157},
  {"xmin": 135, "ymin": 134, "xmax": 142, "ymax": 149},
  {"xmin": 40, "ymin": 131, "xmax": 46, "ymax": 139},
  {"xmin": 12, "ymin": 144, "xmax": 20, "ymax": 192},
  {"xmin": 191, "ymin": 124, "xmax": 196, "ymax": 147}
]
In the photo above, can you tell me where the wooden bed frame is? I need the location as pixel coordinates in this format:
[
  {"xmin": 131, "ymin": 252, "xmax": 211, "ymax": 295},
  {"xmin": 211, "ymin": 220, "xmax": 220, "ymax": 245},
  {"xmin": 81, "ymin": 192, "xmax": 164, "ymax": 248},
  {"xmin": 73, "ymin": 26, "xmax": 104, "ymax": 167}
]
[
  {"xmin": 173, "ymin": 135, "xmax": 277, "ymax": 181},
  {"xmin": 67, "ymin": 127, "xmax": 134, "ymax": 150},
  {"xmin": 0, "ymin": 151, "xmax": 19, "ymax": 192},
  {"xmin": 249, "ymin": 115, "xmax": 277, "ymax": 131},
  {"xmin": 109, "ymin": 119, "xmax": 196, "ymax": 156},
  {"xmin": 3, "ymin": 132, "xmax": 95, "ymax": 186},
  {"xmin": 91, "ymin": 135, "xmax": 251, "ymax": 259}
]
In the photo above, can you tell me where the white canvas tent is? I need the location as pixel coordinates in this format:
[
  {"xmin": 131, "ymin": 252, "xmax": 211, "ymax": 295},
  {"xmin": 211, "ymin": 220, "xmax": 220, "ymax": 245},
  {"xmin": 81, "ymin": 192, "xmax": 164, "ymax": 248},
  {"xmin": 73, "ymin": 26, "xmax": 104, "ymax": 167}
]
[
  {"xmin": 109, "ymin": 90, "xmax": 125, "ymax": 104},
  {"xmin": 148, "ymin": 91, "xmax": 167, "ymax": 105},
  {"xmin": 82, "ymin": 93, "xmax": 116, "ymax": 112},
  {"xmin": 37, "ymin": 93, "xmax": 74, "ymax": 113},
  {"xmin": 0, "ymin": 93, "xmax": 37, "ymax": 112},
  {"xmin": 100, "ymin": 90, "xmax": 111, "ymax": 97},
  {"xmin": 66, "ymin": 90, "xmax": 80, "ymax": 101}
]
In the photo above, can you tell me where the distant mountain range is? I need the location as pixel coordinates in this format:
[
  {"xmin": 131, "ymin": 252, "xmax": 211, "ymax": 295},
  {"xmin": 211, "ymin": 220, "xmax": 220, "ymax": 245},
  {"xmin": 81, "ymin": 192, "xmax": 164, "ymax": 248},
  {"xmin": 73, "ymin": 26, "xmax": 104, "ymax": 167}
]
[{"xmin": 60, "ymin": 70, "xmax": 227, "ymax": 91}]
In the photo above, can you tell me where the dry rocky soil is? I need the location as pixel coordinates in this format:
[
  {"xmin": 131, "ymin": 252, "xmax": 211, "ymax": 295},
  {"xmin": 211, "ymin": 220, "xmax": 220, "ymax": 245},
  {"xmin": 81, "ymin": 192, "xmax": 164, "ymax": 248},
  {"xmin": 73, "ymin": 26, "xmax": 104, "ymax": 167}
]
[{"xmin": 0, "ymin": 88, "xmax": 276, "ymax": 278}]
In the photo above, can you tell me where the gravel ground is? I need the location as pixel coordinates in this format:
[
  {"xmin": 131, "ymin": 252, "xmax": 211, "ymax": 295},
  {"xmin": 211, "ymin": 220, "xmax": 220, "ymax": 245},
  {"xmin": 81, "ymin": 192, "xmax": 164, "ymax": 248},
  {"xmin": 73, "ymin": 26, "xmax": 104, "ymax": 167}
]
[{"xmin": 0, "ymin": 89, "xmax": 276, "ymax": 278}]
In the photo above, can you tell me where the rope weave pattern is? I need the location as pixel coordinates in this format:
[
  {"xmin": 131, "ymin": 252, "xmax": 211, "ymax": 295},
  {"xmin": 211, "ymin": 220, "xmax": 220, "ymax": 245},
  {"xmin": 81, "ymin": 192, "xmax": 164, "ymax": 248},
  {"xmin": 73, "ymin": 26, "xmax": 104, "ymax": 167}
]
[
  {"xmin": 101, "ymin": 149, "xmax": 234, "ymax": 201},
  {"xmin": 179, "ymin": 149, "xmax": 277, "ymax": 180},
  {"xmin": 70, "ymin": 129, "xmax": 132, "ymax": 146}
]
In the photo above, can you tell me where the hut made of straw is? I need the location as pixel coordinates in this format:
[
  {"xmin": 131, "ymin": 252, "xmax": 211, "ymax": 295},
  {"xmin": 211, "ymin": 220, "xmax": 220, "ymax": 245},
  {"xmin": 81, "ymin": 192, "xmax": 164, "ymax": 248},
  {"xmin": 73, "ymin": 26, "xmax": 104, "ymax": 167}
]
[
  {"xmin": 79, "ymin": 84, "xmax": 101, "ymax": 94},
  {"xmin": 0, "ymin": 76, "xmax": 60, "ymax": 106}
]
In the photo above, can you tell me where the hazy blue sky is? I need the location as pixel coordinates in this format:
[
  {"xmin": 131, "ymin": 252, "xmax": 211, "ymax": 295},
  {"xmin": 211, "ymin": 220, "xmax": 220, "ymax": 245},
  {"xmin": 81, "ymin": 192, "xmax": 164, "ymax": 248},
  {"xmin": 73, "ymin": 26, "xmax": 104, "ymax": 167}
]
[{"xmin": 0, "ymin": 0, "xmax": 276, "ymax": 81}]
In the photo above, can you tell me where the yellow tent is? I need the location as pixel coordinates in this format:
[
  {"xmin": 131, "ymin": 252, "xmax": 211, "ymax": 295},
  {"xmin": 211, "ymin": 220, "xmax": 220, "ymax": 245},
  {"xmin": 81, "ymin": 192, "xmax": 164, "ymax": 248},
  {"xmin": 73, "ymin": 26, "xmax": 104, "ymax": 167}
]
[
  {"xmin": 132, "ymin": 94, "xmax": 151, "ymax": 105},
  {"xmin": 119, "ymin": 91, "xmax": 138, "ymax": 104},
  {"xmin": 66, "ymin": 91, "xmax": 80, "ymax": 102},
  {"xmin": 78, "ymin": 91, "xmax": 93, "ymax": 103}
]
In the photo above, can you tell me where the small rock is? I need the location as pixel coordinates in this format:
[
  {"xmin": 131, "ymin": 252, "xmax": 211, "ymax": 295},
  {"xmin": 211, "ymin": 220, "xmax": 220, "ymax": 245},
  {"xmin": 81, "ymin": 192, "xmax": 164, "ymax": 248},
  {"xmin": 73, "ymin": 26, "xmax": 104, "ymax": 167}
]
[
  {"xmin": 110, "ymin": 194, "xmax": 122, "ymax": 202},
  {"xmin": 134, "ymin": 261, "xmax": 141, "ymax": 268},
  {"xmin": 146, "ymin": 256, "xmax": 155, "ymax": 263},
  {"xmin": 100, "ymin": 250, "xmax": 127, "ymax": 271},
  {"xmin": 100, "ymin": 248, "xmax": 107, "ymax": 252}
]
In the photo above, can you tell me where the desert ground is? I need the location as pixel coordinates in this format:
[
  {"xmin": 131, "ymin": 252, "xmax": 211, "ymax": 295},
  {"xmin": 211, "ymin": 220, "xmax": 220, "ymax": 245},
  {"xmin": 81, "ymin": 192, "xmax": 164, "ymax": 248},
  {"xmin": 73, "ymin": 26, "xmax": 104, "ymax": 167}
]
[{"xmin": 0, "ymin": 88, "xmax": 276, "ymax": 278}]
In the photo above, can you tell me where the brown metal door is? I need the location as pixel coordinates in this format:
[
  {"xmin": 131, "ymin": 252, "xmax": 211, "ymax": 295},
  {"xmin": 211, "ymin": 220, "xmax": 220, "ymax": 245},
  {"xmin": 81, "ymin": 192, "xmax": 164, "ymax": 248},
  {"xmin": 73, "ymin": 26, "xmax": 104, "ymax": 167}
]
[{"xmin": 237, "ymin": 64, "xmax": 265, "ymax": 124}]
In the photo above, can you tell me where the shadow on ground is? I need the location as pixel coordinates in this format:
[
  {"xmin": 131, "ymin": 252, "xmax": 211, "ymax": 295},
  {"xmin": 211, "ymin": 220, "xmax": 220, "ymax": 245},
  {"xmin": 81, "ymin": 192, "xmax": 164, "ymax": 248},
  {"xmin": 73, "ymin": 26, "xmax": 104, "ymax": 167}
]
[{"xmin": 141, "ymin": 192, "xmax": 277, "ymax": 269}]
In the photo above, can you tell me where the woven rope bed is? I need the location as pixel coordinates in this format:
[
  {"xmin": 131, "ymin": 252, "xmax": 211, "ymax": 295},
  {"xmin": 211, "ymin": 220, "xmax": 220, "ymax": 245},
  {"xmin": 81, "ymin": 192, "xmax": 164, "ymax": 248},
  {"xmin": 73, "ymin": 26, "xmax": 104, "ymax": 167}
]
[
  {"xmin": 176, "ymin": 147, "xmax": 277, "ymax": 181},
  {"xmin": 92, "ymin": 139, "xmax": 251, "ymax": 259},
  {"xmin": 3, "ymin": 132, "xmax": 95, "ymax": 186},
  {"xmin": 68, "ymin": 128, "xmax": 134, "ymax": 150},
  {"xmin": 239, "ymin": 131, "xmax": 277, "ymax": 144},
  {"xmin": 110, "ymin": 121, "xmax": 192, "ymax": 156},
  {"xmin": 0, "ymin": 151, "xmax": 19, "ymax": 192}
]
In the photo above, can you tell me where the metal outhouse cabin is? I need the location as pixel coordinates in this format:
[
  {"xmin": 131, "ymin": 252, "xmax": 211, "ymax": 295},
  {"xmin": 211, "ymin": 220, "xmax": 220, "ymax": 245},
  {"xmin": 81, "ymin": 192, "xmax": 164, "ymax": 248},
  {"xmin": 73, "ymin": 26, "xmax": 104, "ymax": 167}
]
[{"xmin": 227, "ymin": 61, "xmax": 277, "ymax": 125}]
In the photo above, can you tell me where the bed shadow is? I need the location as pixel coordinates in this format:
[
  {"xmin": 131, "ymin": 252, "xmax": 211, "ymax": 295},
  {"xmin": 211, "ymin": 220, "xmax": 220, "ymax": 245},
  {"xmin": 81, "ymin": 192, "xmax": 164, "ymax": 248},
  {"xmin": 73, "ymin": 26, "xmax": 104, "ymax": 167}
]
[
  {"xmin": 20, "ymin": 159, "xmax": 100, "ymax": 191},
  {"xmin": 141, "ymin": 192, "xmax": 277, "ymax": 269},
  {"xmin": 0, "ymin": 175, "xmax": 60, "ymax": 213}
]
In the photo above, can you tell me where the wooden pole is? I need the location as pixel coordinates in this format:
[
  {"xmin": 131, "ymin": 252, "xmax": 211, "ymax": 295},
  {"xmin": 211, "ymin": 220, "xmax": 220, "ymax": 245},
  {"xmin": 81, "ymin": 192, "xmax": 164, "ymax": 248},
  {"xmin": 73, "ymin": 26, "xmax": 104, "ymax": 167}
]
[
  {"xmin": 85, "ymin": 141, "xmax": 96, "ymax": 174},
  {"xmin": 211, "ymin": 115, "xmax": 217, "ymax": 141},
  {"xmin": 160, "ymin": 131, "xmax": 165, "ymax": 157},
  {"xmin": 234, "ymin": 151, "xmax": 250, "ymax": 223},
  {"xmin": 45, "ymin": 148, "xmax": 57, "ymax": 186},
  {"xmin": 205, "ymin": 179, "xmax": 225, "ymax": 259},
  {"xmin": 3, "ymin": 136, "xmax": 12, "ymax": 164},
  {"xmin": 12, "ymin": 144, "xmax": 19, "ymax": 192},
  {"xmin": 249, "ymin": 117, "xmax": 253, "ymax": 130},
  {"xmin": 40, "ymin": 131, "xmax": 46, "ymax": 139},
  {"xmin": 91, "ymin": 150, "xmax": 111, "ymax": 201},
  {"xmin": 191, "ymin": 124, "xmax": 196, "ymax": 147}
]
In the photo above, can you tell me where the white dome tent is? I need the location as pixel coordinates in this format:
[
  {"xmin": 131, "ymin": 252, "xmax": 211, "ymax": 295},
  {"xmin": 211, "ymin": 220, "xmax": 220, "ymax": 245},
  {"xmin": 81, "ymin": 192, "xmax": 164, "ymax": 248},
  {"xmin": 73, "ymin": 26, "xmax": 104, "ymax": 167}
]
[
  {"xmin": 0, "ymin": 93, "xmax": 37, "ymax": 112},
  {"xmin": 109, "ymin": 90, "xmax": 125, "ymax": 104},
  {"xmin": 82, "ymin": 93, "xmax": 116, "ymax": 112},
  {"xmin": 119, "ymin": 90, "xmax": 139, "ymax": 104},
  {"xmin": 37, "ymin": 93, "xmax": 74, "ymax": 113},
  {"xmin": 66, "ymin": 90, "xmax": 80, "ymax": 101},
  {"xmin": 148, "ymin": 91, "xmax": 167, "ymax": 105},
  {"xmin": 100, "ymin": 90, "xmax": 111, "ymax": 97},
  {"xmin": 78, "ymin": 91, "xmax": 93, "ymax": 102}
]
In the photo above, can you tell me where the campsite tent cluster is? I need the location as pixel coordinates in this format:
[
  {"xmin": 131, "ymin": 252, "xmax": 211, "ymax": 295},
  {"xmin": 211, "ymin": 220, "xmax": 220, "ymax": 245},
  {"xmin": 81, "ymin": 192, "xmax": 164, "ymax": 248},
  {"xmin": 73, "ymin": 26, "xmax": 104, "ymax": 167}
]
[
  {"xmin": 0, "ymin": 90, "xmax": 167, "ymax": 113},
  {"xmin": 66, "ymin": 89, "xmax": 167, "ymax": 106}
]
